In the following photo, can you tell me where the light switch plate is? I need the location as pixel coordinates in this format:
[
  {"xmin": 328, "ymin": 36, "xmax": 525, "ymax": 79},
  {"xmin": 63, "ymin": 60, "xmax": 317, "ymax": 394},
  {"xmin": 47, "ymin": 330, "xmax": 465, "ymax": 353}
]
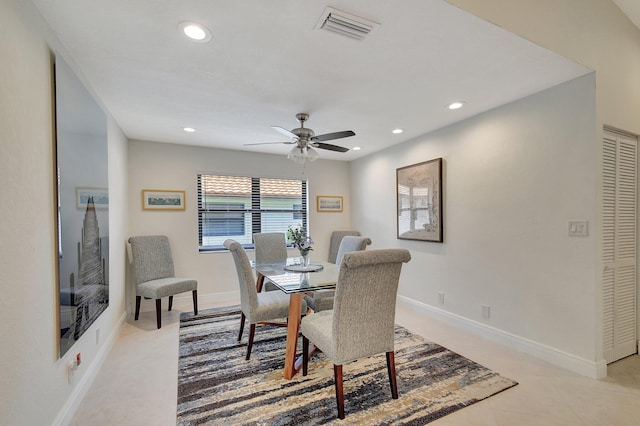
[{"xmin": 568, "ymin": 220, "xmax": 588, "ymax": 237}]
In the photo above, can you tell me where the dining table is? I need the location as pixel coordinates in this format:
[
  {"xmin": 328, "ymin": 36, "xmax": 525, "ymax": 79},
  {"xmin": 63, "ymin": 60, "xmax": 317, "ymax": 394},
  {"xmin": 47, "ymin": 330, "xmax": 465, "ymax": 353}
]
[{"xmin": 253, "ymin": 258, "xmax": 339, "ymax": 379}]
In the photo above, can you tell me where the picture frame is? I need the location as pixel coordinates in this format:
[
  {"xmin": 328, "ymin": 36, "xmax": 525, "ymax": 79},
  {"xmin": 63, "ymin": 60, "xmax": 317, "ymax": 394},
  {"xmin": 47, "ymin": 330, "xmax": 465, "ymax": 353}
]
[
  {"xmin": 317, "ymin": 195, "xmax": 343, "ymax": 212},
  {"xmin": 76, "ymin": 187, "xmax": 109, "ymax": 209},
  {"xmin": 396, "ymin": 158, "xmax": 443, "ymax": 242},
  {"xmin": 142, "ymin": 189, "xmax": 186, "ymax": 210}
]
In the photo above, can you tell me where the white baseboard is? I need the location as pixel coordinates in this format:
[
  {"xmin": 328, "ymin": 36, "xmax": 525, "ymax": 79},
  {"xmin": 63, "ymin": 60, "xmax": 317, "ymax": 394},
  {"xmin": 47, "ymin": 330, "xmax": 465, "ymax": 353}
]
[
  {"xmin": 53, "ymin": 309, "xmax": 127, "ymax": 426},
  {"xmin": 397, "ymin": 296, "xmax": 607, "ymax": 379}
]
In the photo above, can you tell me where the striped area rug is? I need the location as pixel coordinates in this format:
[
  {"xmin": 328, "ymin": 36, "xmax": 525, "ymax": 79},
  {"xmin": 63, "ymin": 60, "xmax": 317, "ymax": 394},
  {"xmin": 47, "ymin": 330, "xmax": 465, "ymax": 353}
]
[{"xmin": 177, "ymin": 306, "xmax": 517, "ymax": 425}]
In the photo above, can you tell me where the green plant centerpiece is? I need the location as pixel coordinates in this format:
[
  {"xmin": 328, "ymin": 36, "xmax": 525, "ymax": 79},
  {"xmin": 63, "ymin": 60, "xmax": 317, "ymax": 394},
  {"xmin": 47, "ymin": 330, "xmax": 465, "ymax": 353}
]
[{"xmin": 287, "ymin": 225, "xmax": 313, "ymax": 266}]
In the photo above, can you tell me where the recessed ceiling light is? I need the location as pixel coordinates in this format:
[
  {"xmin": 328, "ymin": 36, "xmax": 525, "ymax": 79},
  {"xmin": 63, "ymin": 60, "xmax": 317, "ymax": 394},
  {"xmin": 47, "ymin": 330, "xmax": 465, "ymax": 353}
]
[
  {"xmin": 448, "ymin": 101, "xmax": 465, "ymax": 110},
  {"xmin": 352, "ymin": 146, "xmax": 361, "ymax": 151},
  {"xmin": 179, "ymin": 22, "xmax": 212, "ymax": 42},
  {"xmin": 392, "ymin": 128, "xmax": 403, "ymax": 134},
  {"xmin": 183, "ymin": 127, "xmax": 196, "ymax": 133}
]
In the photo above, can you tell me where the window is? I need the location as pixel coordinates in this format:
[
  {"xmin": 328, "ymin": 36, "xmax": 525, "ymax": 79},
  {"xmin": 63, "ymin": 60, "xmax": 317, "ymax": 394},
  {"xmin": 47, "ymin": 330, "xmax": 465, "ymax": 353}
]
[{"xmin": 197, "ymin": 174, "xmax": 308, "ymax": 251}]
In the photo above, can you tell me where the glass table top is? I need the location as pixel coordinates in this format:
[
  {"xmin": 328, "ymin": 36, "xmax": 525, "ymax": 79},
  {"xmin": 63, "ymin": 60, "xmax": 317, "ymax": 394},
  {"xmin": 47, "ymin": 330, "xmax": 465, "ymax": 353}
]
[{"xmin": 253, "ymin": 259, "xmax": 339, "ymax": 294}]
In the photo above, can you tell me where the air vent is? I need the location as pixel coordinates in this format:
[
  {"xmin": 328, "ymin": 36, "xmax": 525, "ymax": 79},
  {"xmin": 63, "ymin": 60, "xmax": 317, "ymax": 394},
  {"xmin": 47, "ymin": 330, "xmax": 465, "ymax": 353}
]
[{"xmin": 315, "ymin": 7, "xmax": 379, "ymax": 41}]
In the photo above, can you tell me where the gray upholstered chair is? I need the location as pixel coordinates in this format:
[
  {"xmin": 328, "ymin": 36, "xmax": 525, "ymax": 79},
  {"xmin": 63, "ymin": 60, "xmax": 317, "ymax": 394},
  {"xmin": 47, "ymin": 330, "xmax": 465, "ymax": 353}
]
[
  {"xmin": 253, "ymin": 232, "xmax": 288, "ymax": 292},
  {"xmin": 328, "ymin": 230, "xmax": 361, "ymax": 264},
  {"xmin": 128, "ymin": 235, "xmax": 198, "ymax": 329},
  {"xmin": 305, "ymin": 236, "xmax": 372, "ymax": 312},
  {"xmin": 301, "ymin": 248, "xmax": 411, "ymax": 419},
  {"xmin": 224, "ymin": 239, "xmax": 307, "ymax": 360}
]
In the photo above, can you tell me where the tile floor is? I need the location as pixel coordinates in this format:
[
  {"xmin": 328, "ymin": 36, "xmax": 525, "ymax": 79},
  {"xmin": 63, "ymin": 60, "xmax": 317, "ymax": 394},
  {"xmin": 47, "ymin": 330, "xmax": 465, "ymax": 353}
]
[{"xmin": 71, "ymin": 300, "xmax": 640, "ymax": 425}]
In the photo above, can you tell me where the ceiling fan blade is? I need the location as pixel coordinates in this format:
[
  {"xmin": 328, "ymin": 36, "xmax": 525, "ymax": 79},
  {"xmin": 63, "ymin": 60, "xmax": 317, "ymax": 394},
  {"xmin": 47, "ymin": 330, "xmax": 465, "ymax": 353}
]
[
  {"xmin": 271, "ymin": 126, "xmax": 297, "ymax": 139},
  {"xmin": 312, "ymin": 130, "xmax": 355, "ymax": 142},
  {"xmin": 243, "ymin": 141, "xmax": 296, "ymax": 146},
  {"xmin": 313, "ymin": 142, "xmax": 350, "ymax": 153}
]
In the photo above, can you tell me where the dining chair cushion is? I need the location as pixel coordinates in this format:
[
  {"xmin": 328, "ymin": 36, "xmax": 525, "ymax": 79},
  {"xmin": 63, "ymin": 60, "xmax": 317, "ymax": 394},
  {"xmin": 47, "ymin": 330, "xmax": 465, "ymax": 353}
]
[
  {"xmin": 335, "ymin": 236, "xmax": 372, "ymax": 266},
  {"xmin": 253, "ymin": 232, "xmax": 288, "ymax": 292},
  {"xmin": 136, "ymin": 277, "xmax": 197, "ymax": 299},
  {"xmin": 305, "ymin": 236, "xmax": 371, "ymax": 312},
  {"xmin": 301, "ymin": 248, "xmax": 411, "ymax": 364},
  {"xmin": 305, "ymin": 289, "xmax": 335, "ymax": 312},
  {"xmin": 328, "ymin": 231, "xmax": 360, "ymax": 264},
  {"xmin": 128, "ymin": 235, "xmax": 198, "ymax": 329},
  {"xmin": 253, "ymin": 232, "xmax": 288, "ymax": 264}
]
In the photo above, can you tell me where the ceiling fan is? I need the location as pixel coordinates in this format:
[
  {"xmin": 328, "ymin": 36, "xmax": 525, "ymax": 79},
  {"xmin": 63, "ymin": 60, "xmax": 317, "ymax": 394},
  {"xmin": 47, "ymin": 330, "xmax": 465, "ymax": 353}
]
[{"xmin": 245, "ymin": 113, "xmax": 355, "ymax": 163}]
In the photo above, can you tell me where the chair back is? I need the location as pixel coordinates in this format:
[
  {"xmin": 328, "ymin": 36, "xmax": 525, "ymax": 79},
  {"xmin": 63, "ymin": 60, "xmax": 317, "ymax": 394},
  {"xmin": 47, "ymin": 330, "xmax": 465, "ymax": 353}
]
[
  {"xmin": 253, "ymin": 232, "xmax": 288, "ymax": 264},
  {"xmin": 224, "ymin": 239, "xmax": 258, "ymax": 314},
  {"xmin": 128, "ymin": 235, "xmax": 175, "ymax": 284},
  {"xmin": 328, "ymin": 230, "xmax": 361, "ymax": 263},
  {"xmin": 332, "ymin": 249, "xmax": 411, "ymax": 364},
  {"xmin": 335, "ymin": 236, "xmax": 372, "ymax": 266}
]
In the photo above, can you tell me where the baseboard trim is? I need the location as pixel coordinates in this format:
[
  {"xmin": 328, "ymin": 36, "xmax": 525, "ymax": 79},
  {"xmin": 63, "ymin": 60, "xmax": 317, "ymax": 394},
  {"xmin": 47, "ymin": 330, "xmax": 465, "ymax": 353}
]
[
  {"xmin": 53, "ymin": 309, "xmax": 127, "ymax": 426},
  {"xmin": 397, "ymin": 296, "xmax": 607, "ymax": 379}
]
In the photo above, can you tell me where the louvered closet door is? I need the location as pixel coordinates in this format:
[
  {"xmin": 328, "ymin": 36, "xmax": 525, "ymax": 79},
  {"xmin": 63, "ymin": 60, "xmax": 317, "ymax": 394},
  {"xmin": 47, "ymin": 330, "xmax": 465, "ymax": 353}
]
[{"xmin": 602, "ymin": 130, "xmax": 637, "ymax": 364}]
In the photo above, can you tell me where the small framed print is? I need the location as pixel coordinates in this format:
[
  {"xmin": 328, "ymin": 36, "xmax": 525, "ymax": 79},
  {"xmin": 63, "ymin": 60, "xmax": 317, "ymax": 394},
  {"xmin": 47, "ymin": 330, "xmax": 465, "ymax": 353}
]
[
  {"xmin": 76, "ymin": 187, "xmax": 109, "ymax": 209},
  {"xmin": 317, "ymin": 195, "xmax": 343, "ymax": 212},
  {"xmin": 142, "ymin": 189, "xmax": 186, "ymax": 210}
]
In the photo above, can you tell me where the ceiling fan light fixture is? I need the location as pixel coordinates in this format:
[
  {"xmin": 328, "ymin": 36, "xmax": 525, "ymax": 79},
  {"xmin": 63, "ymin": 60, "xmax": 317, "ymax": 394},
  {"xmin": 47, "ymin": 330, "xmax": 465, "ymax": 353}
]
[
  {"xmin": 306, "ymin": 146, "xmax": 319, "ymax": 162},
  {"xmin": 288, "ymin": 146, "xmax": 306, "ymax": 164},
  {"xmin": 288, "ymin": 145, "xmax": 319, "ymax": 164}
]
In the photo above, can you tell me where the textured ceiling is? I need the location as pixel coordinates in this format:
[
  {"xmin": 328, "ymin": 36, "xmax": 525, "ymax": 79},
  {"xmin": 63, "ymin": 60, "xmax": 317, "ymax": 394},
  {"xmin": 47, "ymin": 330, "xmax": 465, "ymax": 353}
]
[{"xmin": 34, "ymin": 0, "xmax": 591, "ymax": 161}]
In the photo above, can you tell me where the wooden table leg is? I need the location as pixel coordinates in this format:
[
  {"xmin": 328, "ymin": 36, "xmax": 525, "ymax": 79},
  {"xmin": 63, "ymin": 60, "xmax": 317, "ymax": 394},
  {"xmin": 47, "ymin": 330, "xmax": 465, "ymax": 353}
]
[
  {"xmin": 256, "ymin": 273, "xmax": 265, "ymax": 293},
  {"xmin": 283, "ymin": 293, "xmax": 303, "ymax": 379}
]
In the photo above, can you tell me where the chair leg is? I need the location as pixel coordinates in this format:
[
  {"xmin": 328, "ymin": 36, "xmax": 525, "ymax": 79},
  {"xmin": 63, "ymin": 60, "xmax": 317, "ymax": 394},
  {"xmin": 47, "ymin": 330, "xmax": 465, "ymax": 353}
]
[
  {"xmin": 302, "ymin": 336, "xmax": 309, "ymax": 376},
  {"xmin": 386, "ymin": 351, "xmax": 398, "ymax": 399},
  {"xmin": 155, "ymin": 299, "xmax": 162, "ymax": 329},
  {"xmin": 192, "ymin": 290, "xmax": 198, "ymax": 315},
  {"xmin": 168, "ymin": 295, "xmax": 173, "ymax": 311},
  {"xmin": 238, "ymin": 313, "xmax": 246, "ymax": 341},
  {"xmin": 246, "ymin": 324, "xmax": 256, "ymax": 361},
  {"xmin": 334, "ymin": 364, "xmax": 345, "ymax": 419},
  {"xmin": 134, "ymin": 296, "xmax": 141, "ymax": 321}
]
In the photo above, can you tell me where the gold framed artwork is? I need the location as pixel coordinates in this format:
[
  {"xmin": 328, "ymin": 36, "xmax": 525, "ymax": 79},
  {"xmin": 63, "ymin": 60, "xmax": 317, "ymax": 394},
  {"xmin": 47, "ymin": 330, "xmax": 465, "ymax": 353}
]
[
  {"xmin": 142, "ymin": 189, "xmax": 186, "ymax": 210},
  {"xmin": 317, "ymin": 195, "xmax": 343, "ymax": 212}
]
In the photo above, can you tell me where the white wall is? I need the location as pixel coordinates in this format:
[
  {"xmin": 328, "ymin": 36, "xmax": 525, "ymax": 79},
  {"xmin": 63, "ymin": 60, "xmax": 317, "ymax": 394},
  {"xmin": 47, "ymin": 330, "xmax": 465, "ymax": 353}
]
[
  {"xmin": 448, "ymin": 0, "xmax": 640, "ymax": 375},
  {"xmin": 127, "ymin": 140, "xmax": 352, "ymax": 310},
  {"xmin": 351, "ymin": 74, "xmax": 600, "ymax": 376},
  {"xmin": 0, "ymin": 0, "xmax": 129, "ymax": 423}
]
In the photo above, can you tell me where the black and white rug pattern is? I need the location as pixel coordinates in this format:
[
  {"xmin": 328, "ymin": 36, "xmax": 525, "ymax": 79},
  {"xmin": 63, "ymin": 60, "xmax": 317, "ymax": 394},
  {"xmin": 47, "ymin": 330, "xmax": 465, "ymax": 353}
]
[{"xmin": 177, "ymin": 306, "xmax": 517, "ymax": 425}]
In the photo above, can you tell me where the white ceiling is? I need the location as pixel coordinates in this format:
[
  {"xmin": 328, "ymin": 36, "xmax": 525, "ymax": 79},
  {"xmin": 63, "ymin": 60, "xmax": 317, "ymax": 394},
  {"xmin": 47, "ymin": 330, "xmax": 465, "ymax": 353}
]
[{"xmin": 33, "ymin": 0, "xmax": 592, "ymax": 161}]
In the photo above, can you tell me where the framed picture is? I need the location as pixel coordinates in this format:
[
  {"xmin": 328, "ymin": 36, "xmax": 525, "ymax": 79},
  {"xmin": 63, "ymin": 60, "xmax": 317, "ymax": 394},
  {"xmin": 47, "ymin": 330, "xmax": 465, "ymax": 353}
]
[
  {"xmin": 396, "ymin": 158, "xmax": 443, "ymax": 242},
  {"xmin": 76, "ymin": 187, "xmax": 109, "ymax": 209},
  {"xmin": 317, "ymin": 195, "xmax": 343, "ymax": 212},
  {"xmin": 142, "ymin": 189, "xmax": 186, "ymax": 210}
]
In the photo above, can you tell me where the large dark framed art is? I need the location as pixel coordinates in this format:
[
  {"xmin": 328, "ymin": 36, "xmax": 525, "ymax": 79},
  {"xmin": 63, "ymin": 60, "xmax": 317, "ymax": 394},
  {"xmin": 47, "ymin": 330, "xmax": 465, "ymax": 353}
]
[{"xmin": 396, "ymin": 158, "xmax": 443, "ymax": 242}]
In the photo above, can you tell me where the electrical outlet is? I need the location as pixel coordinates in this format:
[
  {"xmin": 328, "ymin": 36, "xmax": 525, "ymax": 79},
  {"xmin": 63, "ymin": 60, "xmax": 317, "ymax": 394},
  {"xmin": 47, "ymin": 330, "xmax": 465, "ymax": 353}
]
[
  {"xmin": 438, "ymin": 292, "xmax": 445, "ymax": 305},
  {"xmin": 67, "ymin": 360, "xmax": 77, "ymax": 383},
  {"xmin": 482, "ymin": 304, "xmax": 491, "ymax": 319}
]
